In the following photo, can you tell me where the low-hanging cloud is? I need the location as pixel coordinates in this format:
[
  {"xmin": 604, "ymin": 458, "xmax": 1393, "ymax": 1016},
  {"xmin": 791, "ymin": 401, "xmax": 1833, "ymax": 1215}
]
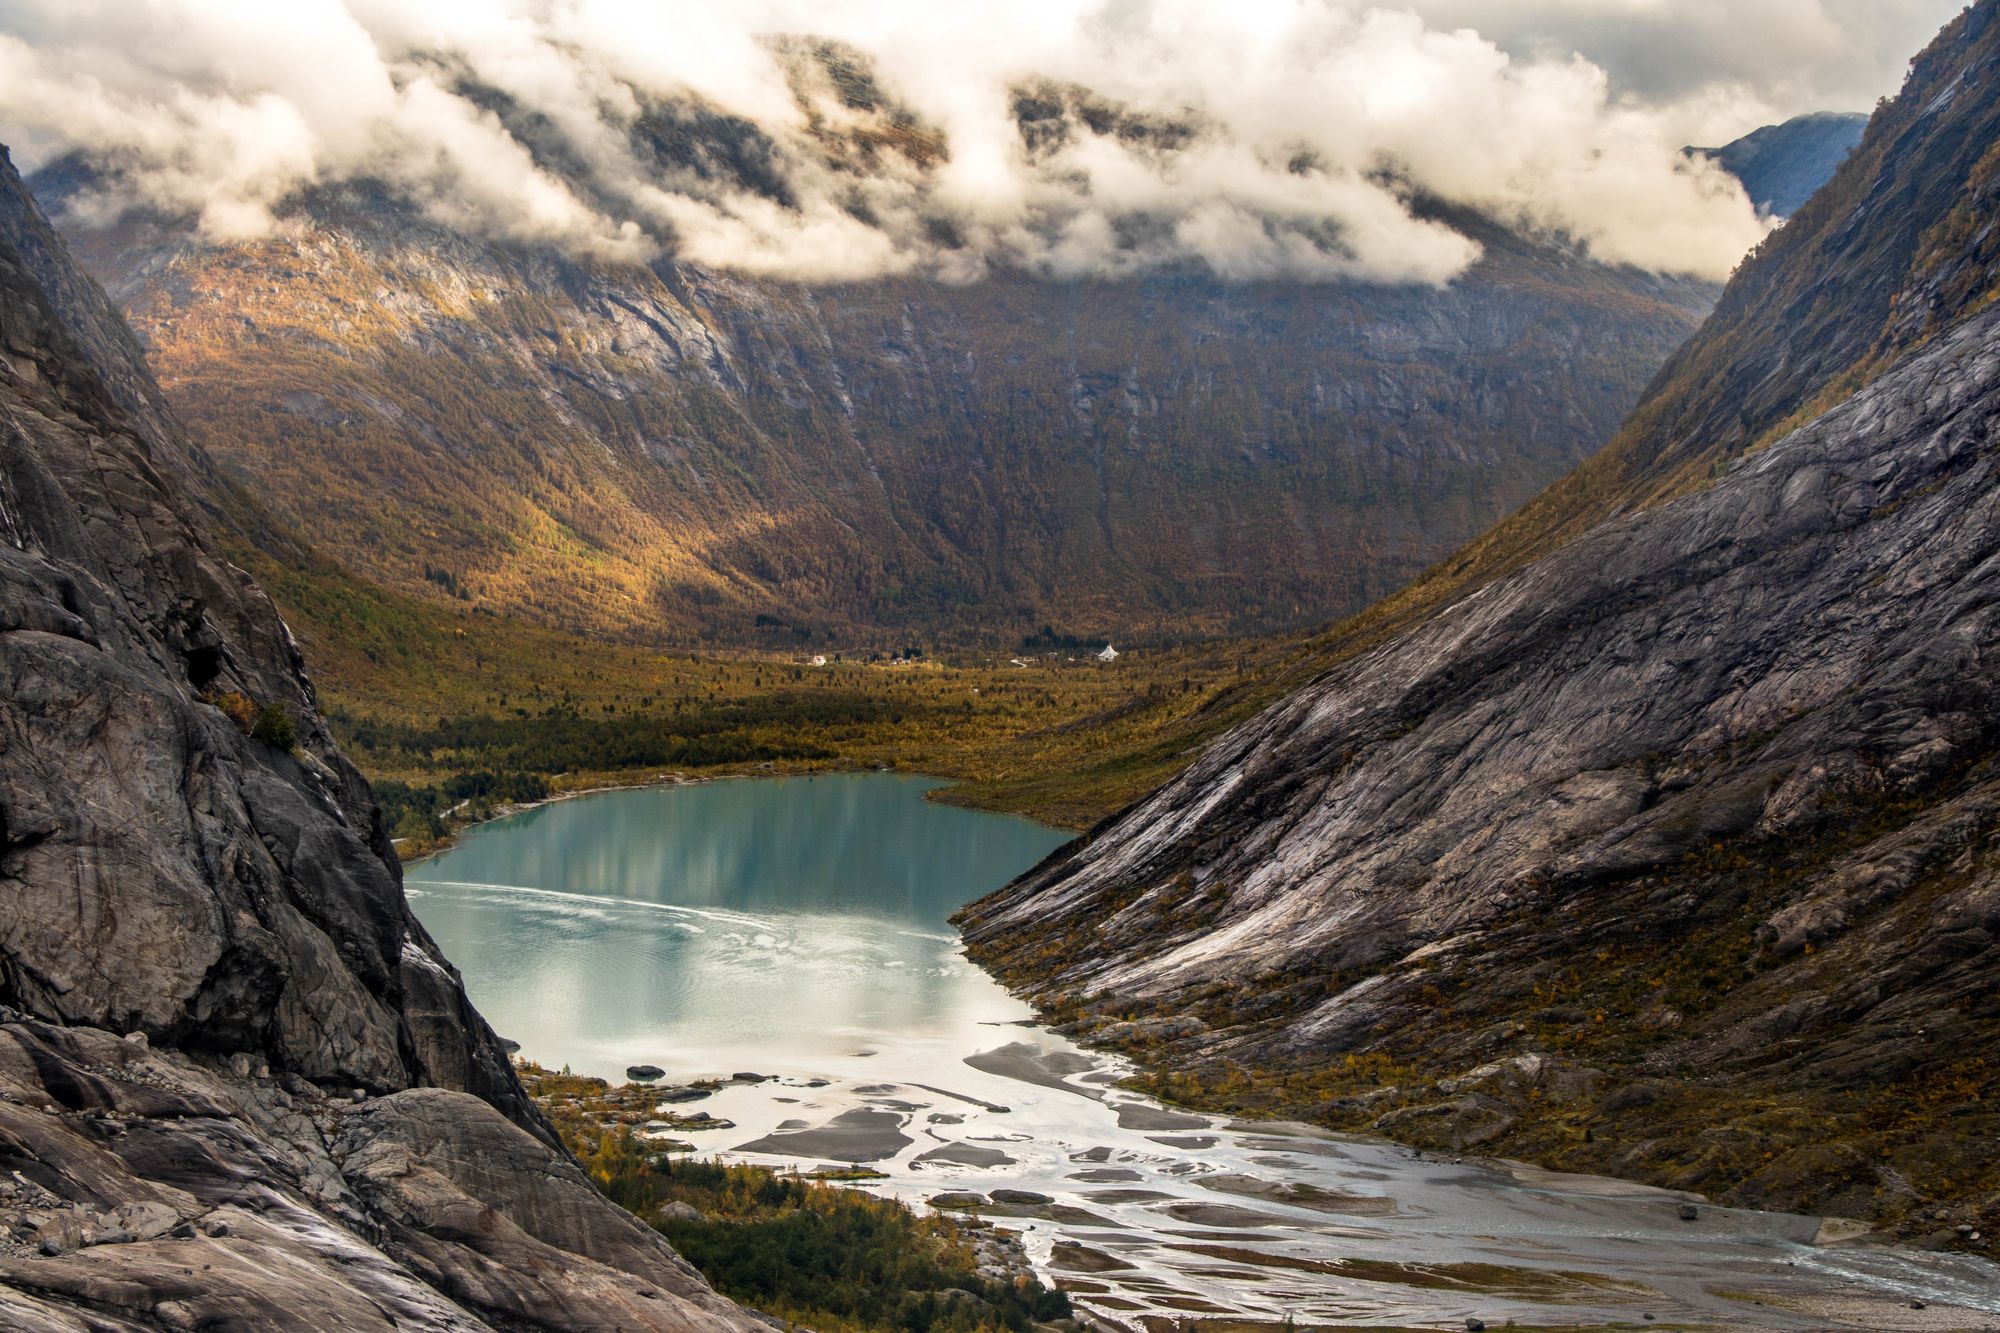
[{"xmin": 0, "ymin": 1, "xmax": 1962, "ymax": 285}]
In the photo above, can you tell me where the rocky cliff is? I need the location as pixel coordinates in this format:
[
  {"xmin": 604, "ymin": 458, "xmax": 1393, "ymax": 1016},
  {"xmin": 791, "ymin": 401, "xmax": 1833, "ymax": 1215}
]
[
  {"xmin": 1693, "ymin": 111, "xmax": 1869, "ymax": 217},
  {"xmin": 0, "ymin": 144, "xmax": 756, "ymax": 1330},
  {"xmin": 960, "ymin": 4, "xmax": 2000, "ymax": 1235},
  {"xmin": 33, "ymin": 163, "xmax": 1713, "ymax": 648}
]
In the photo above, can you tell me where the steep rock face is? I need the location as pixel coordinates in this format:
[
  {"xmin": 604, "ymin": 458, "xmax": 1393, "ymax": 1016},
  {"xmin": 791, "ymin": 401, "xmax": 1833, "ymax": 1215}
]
[
  {"xmin": 965, "ymin": 217, "xmax": 2000, "ymax": 1229},
  {"xmin": 0, "ymin": 146, "xmax": 517, "ymax": 1111},
  {"xmin": 1355, "ymin": 3, "xmax": 2000, "ymax": 641},
  {"xmin": 965, "ymin": 295, "xmax": 2000, "ymax": 996},
  {"xmin": 1693, "ymin": 111, "xmax": 1868, "ymax": 217},
  {"xmin": 960, "ymin": 4, "xmax": 2000, "ymax": 1227},
  {"xmin": 0, "ymin": 145, "xmax": 754, "ymax": 1328},
  {"xmin": 40, "ymin": 174, "xmax": 1712, "ymax": 645}
]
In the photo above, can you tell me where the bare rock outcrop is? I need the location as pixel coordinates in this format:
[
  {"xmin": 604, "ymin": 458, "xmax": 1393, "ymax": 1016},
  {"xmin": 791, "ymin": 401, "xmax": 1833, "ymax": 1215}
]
[
  {"xmin": 0, "ymin": 1022, "xmax": 748, "ymax": 1330},
  {"xmin": 0, "ymin": 145, "xmax": 756, "ymax": 1327},
  {"xmin": 965, "ymin": 268, "xmax": 2000, "ymax": 1009}
]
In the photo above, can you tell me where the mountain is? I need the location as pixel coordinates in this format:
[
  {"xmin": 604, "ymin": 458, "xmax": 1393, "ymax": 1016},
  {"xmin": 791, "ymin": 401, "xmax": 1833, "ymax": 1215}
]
[
  {"xmin": 1694, "ymin": 111, "xmax": 1869, "ymax": 217},
  {"xmin": 32, "ymin": 141, "xmax": 1715, "ymax": 649},
  {"xmin": 0, "ymin": 145, "xmax": 756, "ymax": 1331},
  {"xmin": 960, "ymin": 2, "xmax": 2000, "ymax": 1234}
]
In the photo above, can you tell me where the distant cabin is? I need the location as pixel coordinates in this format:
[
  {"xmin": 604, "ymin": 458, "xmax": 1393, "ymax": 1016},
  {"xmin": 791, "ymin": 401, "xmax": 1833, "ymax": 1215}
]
[{"xmin": 1096, "ymin": 644, "xmax": 1119, "ymax": 662}]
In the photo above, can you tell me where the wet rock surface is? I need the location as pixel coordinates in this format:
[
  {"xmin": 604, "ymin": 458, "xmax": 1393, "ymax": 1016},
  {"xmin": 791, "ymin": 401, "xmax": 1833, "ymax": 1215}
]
[{"xmin": 0, "ymin": 146, "xmax": 757, "ymax": 1328}]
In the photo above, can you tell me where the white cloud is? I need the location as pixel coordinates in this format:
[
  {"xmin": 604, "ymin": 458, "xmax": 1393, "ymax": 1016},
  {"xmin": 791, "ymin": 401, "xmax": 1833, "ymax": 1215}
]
[
  {"xmin": 1405, "ymin": 0, "xmax": 1966, "ymax": 117},
  {"xmin": 0, "ymin": 1, "xmax": 1962, "ymax": 284}
]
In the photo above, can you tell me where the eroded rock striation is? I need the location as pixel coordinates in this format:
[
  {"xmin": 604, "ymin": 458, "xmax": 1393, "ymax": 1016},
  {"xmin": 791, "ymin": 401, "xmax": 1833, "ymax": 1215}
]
[
  {"xmin": 968, "ymin": 292, "xmax": 2000, "ymax": 1001},
  {"xmin": 0, "ymin": 144, "xmax": 756, "ymax": 1329},
  {"xmin": 961, "ymin": 3, "xmax": 2000, "ymax": 1230}
]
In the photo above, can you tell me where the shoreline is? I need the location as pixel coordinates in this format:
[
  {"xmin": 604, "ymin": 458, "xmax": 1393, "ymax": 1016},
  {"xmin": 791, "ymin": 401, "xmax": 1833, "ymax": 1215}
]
[
  {"xmin": 525, "ymin": 1020, "xmax": 2000, "ymax": 1331},
  {"xmin": 393, "ymin": 768, "xmax": 710, "ymax": 867},
  {"xmin": 967, "ymin": 965, "xmax": 2000, "ymax": 1258},
  {"xmin": 397, "ymin": 778, "xmax": 1999, "ymax": 1326},
  {"xmin": 392, "ymin": 760, "xmax": 1040, "ymax": 867},
  {"xmin": 395, "ymin": 767, "xmax": 1983, "ymax": 1264}
]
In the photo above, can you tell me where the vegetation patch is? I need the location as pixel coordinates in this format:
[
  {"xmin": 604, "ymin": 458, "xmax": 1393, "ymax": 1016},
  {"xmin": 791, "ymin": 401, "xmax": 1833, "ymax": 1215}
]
[
  {"xmin": 521, "ymin": 1062, "xmax": 1073, "ymax": 1333},
  {"xmin": 252, "ymin": 545, "xmax": 1319, "ymax": 833}
]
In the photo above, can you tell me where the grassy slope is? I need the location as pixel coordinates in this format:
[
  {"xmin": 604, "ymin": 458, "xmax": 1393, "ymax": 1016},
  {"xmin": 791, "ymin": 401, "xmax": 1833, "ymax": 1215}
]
[{"xmin": 248, "ymin": 543, "xmax": 1309, "ymax": 835}]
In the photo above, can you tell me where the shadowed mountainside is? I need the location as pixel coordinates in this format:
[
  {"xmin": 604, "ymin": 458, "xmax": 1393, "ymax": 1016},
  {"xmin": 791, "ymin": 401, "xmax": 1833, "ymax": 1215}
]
[
  {"xmin": 33, "ymin": 154, "xmax": 1715, "ymax": 649},
  {"xmin": 1694, "ymin": 111, "xmax": 1869, "ymax": 217}
]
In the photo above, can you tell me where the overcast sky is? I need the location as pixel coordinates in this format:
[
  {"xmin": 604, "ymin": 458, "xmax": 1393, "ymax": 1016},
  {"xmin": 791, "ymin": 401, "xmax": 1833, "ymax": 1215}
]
[
  {"xmin": 1407, "ymin": 2, "xmax": 1964, "ymax": 113},
  {"xmin": 0, "ymin": 1, "xmax": 1971, "ymax": 285}
]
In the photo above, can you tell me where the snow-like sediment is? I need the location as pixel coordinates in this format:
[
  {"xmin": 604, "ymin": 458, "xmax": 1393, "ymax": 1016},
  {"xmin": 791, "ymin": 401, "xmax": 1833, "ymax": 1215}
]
[{"xmin": 672, "ymin": 1028, "xmax": 2000, "ymax": 1332}]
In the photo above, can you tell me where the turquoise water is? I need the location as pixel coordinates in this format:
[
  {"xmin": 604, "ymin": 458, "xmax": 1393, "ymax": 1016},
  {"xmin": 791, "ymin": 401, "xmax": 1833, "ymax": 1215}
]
[{"xmin": 404, "ymin": 774, "xmax": 1070, "ymax": 1079}]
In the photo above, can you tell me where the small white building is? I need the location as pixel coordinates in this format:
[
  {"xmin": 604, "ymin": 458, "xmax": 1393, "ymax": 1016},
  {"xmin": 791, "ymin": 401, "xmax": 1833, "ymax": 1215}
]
[{"xmin": 1096, "ymin": 644, "xmax": 1119, "ymax": 662}]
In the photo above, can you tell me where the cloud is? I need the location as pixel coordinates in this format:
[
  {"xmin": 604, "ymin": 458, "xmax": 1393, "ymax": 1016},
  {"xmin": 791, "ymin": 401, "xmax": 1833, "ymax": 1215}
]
[
  {"xmin": 1402, "ymin": 1, "xmax": 1966, "ymax": 115},
  {"xmin": 0, "ymin": 1, "xmax": 1960, "ymax": 284}
]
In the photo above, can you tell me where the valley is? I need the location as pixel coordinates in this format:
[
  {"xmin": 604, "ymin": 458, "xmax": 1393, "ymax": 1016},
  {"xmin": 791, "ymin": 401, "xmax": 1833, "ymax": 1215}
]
[
  {"xmin": 258, "ymin": 547, "xmax": 1314, "ymax": 840},
  {"xmin": 41, "ymin": 165, "xmax": 1713, "ymax": 650},
  {"xmin": 959, "ymin": 0, "xmax": 2000, "ymax": 1256},
  {"xmin": 2, "ymin": 3, "xmax": 1998, "ymax": 1331}
]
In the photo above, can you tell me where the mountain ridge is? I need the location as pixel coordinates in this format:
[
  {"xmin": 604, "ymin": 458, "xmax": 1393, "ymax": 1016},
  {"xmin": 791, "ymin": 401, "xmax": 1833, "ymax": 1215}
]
[{"xmin": 1693, "ymin": 111, "xmax": 1869, "ymax": 217}]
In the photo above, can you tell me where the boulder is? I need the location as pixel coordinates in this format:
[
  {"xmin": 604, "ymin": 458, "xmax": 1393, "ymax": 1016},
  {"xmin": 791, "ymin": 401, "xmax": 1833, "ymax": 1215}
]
[{"xmin": 927, "ymin": 1193, "xmax": 989, "ymax": 1210}]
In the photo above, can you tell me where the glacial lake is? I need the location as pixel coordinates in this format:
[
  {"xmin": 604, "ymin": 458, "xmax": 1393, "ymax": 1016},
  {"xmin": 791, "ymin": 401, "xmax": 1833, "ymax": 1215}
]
[
  {"xmin": 404, "ymin": 773, "xmax": 1068, "ymax": 1078},
  {"xmin": 409, "ymin": 773, "xmax": 2000, "ymax": 1330}
]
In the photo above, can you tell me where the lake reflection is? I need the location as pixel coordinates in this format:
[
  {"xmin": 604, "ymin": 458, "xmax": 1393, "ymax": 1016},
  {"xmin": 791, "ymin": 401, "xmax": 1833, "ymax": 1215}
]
[{"xmin": 404, "ymin": 774, "xmax": 1070, "ymax": 1078}]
